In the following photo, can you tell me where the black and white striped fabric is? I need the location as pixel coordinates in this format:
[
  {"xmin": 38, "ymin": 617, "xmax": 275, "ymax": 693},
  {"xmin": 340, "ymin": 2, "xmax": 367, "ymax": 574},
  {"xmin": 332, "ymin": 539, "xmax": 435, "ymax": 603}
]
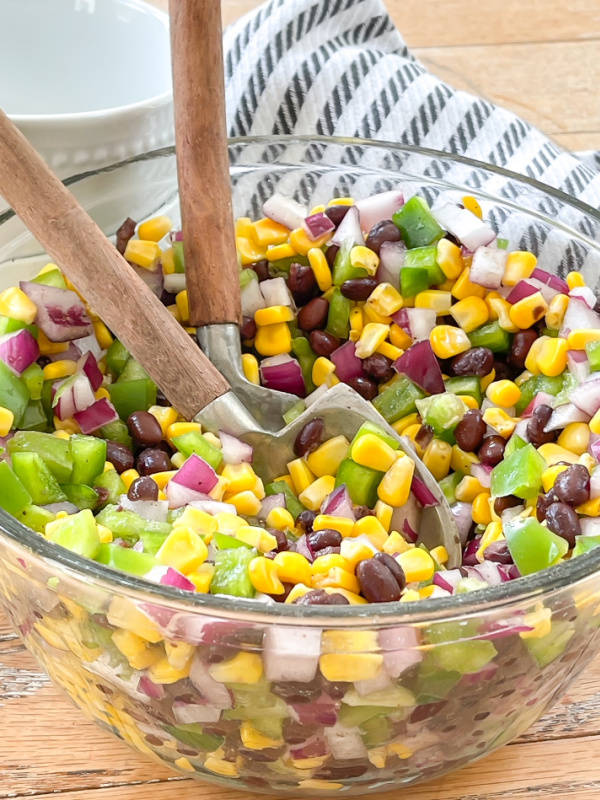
[{"xmin": 223, "ymin": 0, "xmax": 600, "ymax": 208}]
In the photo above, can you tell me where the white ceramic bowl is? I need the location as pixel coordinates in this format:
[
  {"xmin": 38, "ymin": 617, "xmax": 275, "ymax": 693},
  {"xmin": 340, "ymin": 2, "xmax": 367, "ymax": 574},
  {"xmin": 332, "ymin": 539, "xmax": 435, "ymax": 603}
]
[{"xmin": 1, "ymin": 0, "xmax": 174, "ymax": 184}]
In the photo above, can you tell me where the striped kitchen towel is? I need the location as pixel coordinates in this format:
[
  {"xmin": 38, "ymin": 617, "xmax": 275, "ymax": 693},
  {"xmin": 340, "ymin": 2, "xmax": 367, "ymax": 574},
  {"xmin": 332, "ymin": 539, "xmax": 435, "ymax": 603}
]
[{"xmin": 223, "ymin": 0, "xmax": 600, "ymax": 209}]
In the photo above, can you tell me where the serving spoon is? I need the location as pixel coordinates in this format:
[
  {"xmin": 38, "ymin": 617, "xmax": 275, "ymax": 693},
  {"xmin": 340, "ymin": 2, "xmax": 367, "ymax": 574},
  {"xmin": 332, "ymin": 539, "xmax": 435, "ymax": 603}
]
[{"xmin": 0, "ymin": 8, "xmax": 461, "ymax": 565}]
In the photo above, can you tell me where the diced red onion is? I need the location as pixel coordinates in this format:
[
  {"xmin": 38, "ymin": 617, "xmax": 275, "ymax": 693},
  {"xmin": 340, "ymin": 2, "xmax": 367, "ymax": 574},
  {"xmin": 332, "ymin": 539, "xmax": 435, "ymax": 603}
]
[
  {"xmin": 462, "ymin": 663, "xmax": 500, "ymax": 684},
  {"xmin": 411, "ymin": 475, "xmax": 439, "ymax": 508},
  {"xmin": 260, "ymin": 277, "xmax": 294, "ymax": 308},
  {"xmin": 289, "ymin": 736, "xmax": 329, "ymax": 761},
  {"xmin": 354, "ymin": 190, "xmax": 404, "ymax": 233},
  {"xmin": 53, "ymin": 373, "xmax": 96, "ymax": 420},
  {"xmin": 174, "ymin": 230, "xmax": 184, "ymax": 242},
  {"xmin": 470, "ymin": 462, "xmax": 492, "ymax": 489},
  {"xmin": 163, "ymin": 273, "xmax": 187, "ymax": 295},
  {"xmin": 42, "ymin": 501, "xmax": 79, "ymax": 515},
  {"xmin": 330, "ymin": 340, "xmax": 365, "ymax": 383},
  {"xmin": 119, "ymin": 495, "xmax": 169, "ymax": 523},
  {"xmin": 463, "ymin": 535, "xmax": 481, "ymax": 566},
  {"xmin": 138, "ymin": 676, "xmax": 166, "ymax": 700},
  {"xmin": 433, "ymin": 569, "xmax": 463, "ymax": 593},
  {"xmin": 260, "ymin": 354, "xmax": 305, "ymax": 396},
  {"xmin": 570, "ymin": 373, "xmax": 600, "ymax": 416},
  {"xmin": 505, "ymin": 281, "xmax": 539, "ymax": 305},
  {"xmin": 0, "ymin": 329, "xmax": 39, "ymax": 375},
  {"xmin": 499, "ymin": 564, "xmax": 520, "ymax": 581},
  {"xmin": 432, "ymin": 203, "xmax": 496, "ymax": 251},
  {"xmin": 330, "ymin": 206, "xmax": 364, "ymax": 247},
  {"xmin": 293, "ymin": 694, "xmax": 338, "ymax": 727},
  {"xmin": 590, "ymin": 469, "xmax": 600, "ymax": 500},
  {"xmin": 521, "ymin": 391, "xmax": 555, "ymax": 418},
  {"xmin": 77, "ymin": 351, "xmax": 103, "ymax": 392},
  {"xmin": 294, "ymin": 534, "xmax": 314, "ymax": 562},
  {"xmin": 74, "ymin": 397, "xmax": 119, "ymax": 434},
  {"xmin": 20, "ymin": 281, "xmax": 93, "ymax": 342},
  {"xmin": 263, "ymin": 626, "xmax": 322, "ymax": 683},
  {"xmin": 531, "ymin": 268, "xmax": 569, "ymax": 295},
  {"xmin": 452, "ymin": 502, "xmax": 474, "ymax": 546},
  {"xmin": 48, "ymin": 342, "xmax": 82, "ymax": 363},
  {"xmin": 560, "ymin": 297, "xmax": 600, "ymax": 338},
  {"xmin": 257, "ymin": 493, "xmax": 286, "ymax": 520},
  {"xmin": 241, "ymin": 277, "xmax": 266, "ymax": 317},
  {"xmin": 130, "ymin": 262, "xmax": 163, "ymax": 299},
  {"xmin": 378, "ymin": 240, "xmax": 406, "ymax": 285},
  {"xmin": 170, "ymin": 453, "xmax": 218, "ymax": 495},
  {"xmin": 525, "ymin": 277, "xmax": 559, "ymax": 305},
  {"xmin": 218, "ymin": 429, "xmax": 253, "ymax": 465},
  {"xmin": 511, "ymin": 418, "xmax": 530, "ymax": 443},
  {"xmin": 394, "ymin": 340, "xmax": 445, "ymax": 395},
  {"xmin": 160, "ymin": 567, "xmax": 196, "ymax": 592},
  {"xmin": 466, "ymin": 561, "xmax": 503, "ymax": 586},
  {"xmin": 73, "ymin": 332, "xmax": 103, "ymax": 360},
  {"xmin": 325, "ymin": 725, "xmax": 367, "ymax": 761},
  {"xmin": 189, "ymin": 653, "xmax": 233, "ymax": 709},
  {"xmin": 567, "ymin": 350, "xmax": 590, "ymax": 383},
  {"xmin": 378, "ymin": 626, "xmax": 422, "ymax": 677},
  {"xmin": 302, "ymin": 211, "xmax": 335, "ymax": 240},
  {"xmin": 322, "ymin": 485, "xmax": 355, "ymax": 520},
  {"xmin": 263, "ymin": 192, "xmax": 307, "ymax": 231},
  {"xmin": 589, "ymin": 433, "xmax": 600, "ymax": 461},
  {"xmin": 569, "ymin": 286, "xmax": 597, "ymax": 309},
  {"xmin": 470, "ymin": 246, "xmax": 507, "ymax": 289},
  {"xmin": 167, "ymin": 482, "xmax": 211, "ymax": 511},
  {"xmin": 354, "ymin": 669, "xmax": 392, "ymax": 697},
  {"xmin": 173, "ymin": 701, "xmax": 220, "ymax": 724},
  {"xmin": 392, "ymin": 307, "xmax": 436, "ymax": 341},
  {"xmin": 189, "ymin": 499, "xmax": 236, "ymax": 516},
  {"xmin": 580, "ymin": 517, "xmax": 600, "ymax": 537},
  {"xmin": 390, "ymin": 494, "xmax": 421, "ymax": 542}
]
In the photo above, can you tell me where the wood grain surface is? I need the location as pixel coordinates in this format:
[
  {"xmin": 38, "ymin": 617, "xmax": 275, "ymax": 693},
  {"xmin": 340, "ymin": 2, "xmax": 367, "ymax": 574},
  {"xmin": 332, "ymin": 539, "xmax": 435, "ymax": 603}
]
[{"xmin": 2, "ymin": 1, "xmax": 600, "ymax": 799}]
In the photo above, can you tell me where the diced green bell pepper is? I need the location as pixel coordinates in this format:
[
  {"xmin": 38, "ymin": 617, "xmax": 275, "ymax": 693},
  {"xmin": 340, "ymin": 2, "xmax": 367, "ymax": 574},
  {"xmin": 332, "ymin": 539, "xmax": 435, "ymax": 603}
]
[
  {"xmin": 392, "ymin": 196, "xmax": 444, "ymax": 249},
  {"xmin": 350, "ymin": 420, "xmax": 399, "ymax": 452},
  {"xmin": 265, "ymin": 480, "xmax": 304, "ymax": 520},
  {"xmin": 431, "ymin": 640, "xmax": 497, "ymax": 674},
  {"xmin": 338, "ymin": 705, "xmax": 392, "ymax": 729},
  {"xmin": 524, "ymin": 620, "xmax": 574, "ymax": 669},
  {"xmin": 214, "ymin": 531, "xmax": 251, "ymax": 550},
  {"xmin": 19, "ymin": 400, "xmax": 48, "ymax": 431},
  {"xmin": 491, "ymin": 443, "xmax": 546, "ymax": 500},
  {"xmin": 372, "ymin": 375, "xmax": 425, "ymax": 423},
  {"xmin": 70, "ymin": 435, "xmax": 107, "ymax": 485},
  {"xmin": 586, "ymin": 340, "xmax": 600, "ymax": 373},
  {"xmin": 332, "ymin": 238, "xmax": 367, "ymax": 285},
  {"xmin": 30, "ymin": 268, "xmax": 67, "ymax": 289},
  {"xmin": 96, "ymin": 504, "xmax": 171, "ymax": 542},
  {"xmin": 0, "ymin": 316, "xmax": 38, "ymax": 338},
  {"xmin": 12, "ymin": 451, "xmax": 67, "ymax": 505},
  {"xmin": 100, "ymin": 419, "xmax": 133, "ymax": 450},
  {"xmin": 504, "ymin": 434, "xmax": 527, "ymax": 459},
  {"xmin": 552, "ymin": 373, "xmax": 578, "ymax": 408},
  {"xmin": 535, "ymin": 374, "xmax": 564, "ymax": 397},
  {"xmin": 496, "ymin": 238, "xmax": 509, "ymax": 250},
  {"xmin": 16, "ymin": 504, "xmax": 56, "ymax": 533},
  {"xmin": 573, "ymin": 535, "xmax": 600, "ymax": 557},
  {"xmin": 283, "ymin": 400, "xmax": 306, "ymax": 425},
  {"xmin": 21, "ymin": 363, "xmax": 44, "ymax": 401},
  {"xmin": 418, "ymin": 393, "xmax": 467, "ymax": 438},
  {"xmin": 96, "ymin": 543, "xmax": 160, "ymax": 576},
  {"xmin": 117, "ymin": 358, "xmax": 151, "ymax": 383},
  {"xmin": 467, "ymin": 320, "xmax": 511, "ymax": 353},
  {"xmin": 164, "ymin": 724, "xmax": 224, "ymax": 753},
  {"xmin": 325, "ymin": 288, "xmax": 351, "ymax": 339},
  {"xmin": 210, "ymin": 547, "xmax": 257, "ymax": 598},
  {"xmin": 335, "ymin": 458, "xmax": 384, "ymax": 507},
  {"xmin": 291, "ymin": 337, "xmax": 317, "ymax": 394},
  {"xmin": 515, "ymin": 377, "xmax": 537, "ymax": 416},
  {"xmin": 268, "ymin": 254, "xmax": 309, "ymax": 278},
  {"xmin": 106, "ymin": 339, "xmax": 130, "ymax": 377},
  {"xmin": 403, "ymin": 246, "xmax": 445, "ymax": 286},
  {"xmin": 109, "ymin": 379, "xmax": 157, "ymax": 420},
  {"xmin": 139, "ymin": 529, "xmax": 170, "ymax": 556},
  {"xmin": 0, "ymin": 461, "xmax": 32, "ymax": 516},
  {"xmin": 45, "ymin": 509, "xmax": 101, "ymax": 559},
  {"xmin": 62, "ymin": 483, "xmax": 101, "ymax": 510},
  {"xmin": 93, "ymin": 469, "xmax": 127, "ymax": 505},
  {"xmin": 0, "ymin": 361, "xmax": 30, "ymax": 426},
  {"xmin": 439, "ymin": 471, "xmax": 463, "ymax": 505},
  {"xmin": 504, "ymin": 515, "xmax": 568, "ymax": 575},
  {"xmin": 8, "ymin": 431, "xmax": 73, "ymax": 484},
  {"xmin": 444, "ymin": 376, "xmax": 482, "ymax": 406},
  {"xmin": 172, "ymin": 241, "xmax": 186, "ymax": 274},
  {"xmin": 172, "ymin": 431, "xmax": 223, "ymax": 471},
  {"xmin": 540, "ymin": 327, "xmax": 559, "ymax": 338},
  {"xmin": 400, "ymin": 267, "xmax": 429, "ymax": 298}
]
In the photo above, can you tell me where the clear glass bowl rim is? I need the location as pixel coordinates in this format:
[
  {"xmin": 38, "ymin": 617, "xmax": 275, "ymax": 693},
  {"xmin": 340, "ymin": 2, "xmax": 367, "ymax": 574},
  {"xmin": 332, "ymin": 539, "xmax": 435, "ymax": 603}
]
[{"xmin": 2, "ymin": 133, "xmax": 600, "ymax": 626}]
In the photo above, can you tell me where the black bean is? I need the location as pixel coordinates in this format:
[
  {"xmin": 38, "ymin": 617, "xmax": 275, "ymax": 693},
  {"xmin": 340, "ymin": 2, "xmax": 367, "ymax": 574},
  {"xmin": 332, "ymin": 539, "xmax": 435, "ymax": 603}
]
[
  {"xmin": 356, "ymin": 558, "xmax": 402, "ymax": 602},
  {"xmin": 272, "ymin": 678, "xmax": 323, "ymax": 703},
  {"xmin": 347, "ymin": 375, "xmax": 378, "ymax": 401},
  {"xmin": 450, "ymin": 347, "xmax": 494, "ymax": 378},
  {"xmin": 240, "ymin": 316, "xmax": 257, "ymax": 340},
  {"xmin": 283, "ymin": 719, "xmax": 318, "ymax": 744},
  {"xmin": 105, "ymin": 440, "xmax": 134, "ymax": 474},
  {"xmin": 297, "ymin": 297, "xmax": 329, "ymax": 332},
  {"xmin": 494, "ymin": 495, "xmax": 522, "ymax": 516},
  {"xmin": 454, "ymin": 409, "xmax": 486, "ymax": 452},
  {"xmin": 136, "ymin": 448, "xmax": 172, "ymax": 476},
  {"xmin": 340, "ymin": 277, "xmax": 378, "ymax": 301},
  {"xmin": 296, "ymin": 509, "xmax": 317, "ymax": 534},
  {"xmin": 483, "ymin": 540, "xmax": 514, "ymax": 564},
  {"xmin": 478, "ymin": 435, "xmax": 505, "ymax": 467},
  {"xmin": 288, "ymin": 263, "xmax": 316, "ymax": 298},
  {"xmin": 251, "ymin": 260, "xmax": 269, "ymax": 282},
  {"xmin": 537, "ymin": 489, "xmax": 559, "ymax": 522},
  {"xmin": 127, "ymin": 411, "xmax": 163, "ymax": 447},
  {"xmin": 270, "ymin": 528, "xmax": 290, "ymax": 553},
  {"xmin": 309, "ymin": 330, "xmax": 340, "ymax": 357},
  {"xmin": 294, "ymin": 589, "xmax": 350, "ymax": 605},
  {"xmin": 325, "ymin": 245, "xmax": 340, "ymax": 268},
  {"xmin": 553, "ymin": 464, "xmax": 590, "ymax": 507},
  {"xmin": 94, "ymin": 486, "xmax": 110, "ymax": 506},
  {"xmin": 354, "ymin": 505, "xmax": 375, "ymax": 519},
  {"xmin": 373, "ymin": 552, "xmax": 406, "ymax": 590},
  {"xmin": 527, "ymin": 404, "xmax": 555, "ymax": 446},
  {"xmin": 268, "ymin": 582, "xmax": 294, "ymax": 603},
  {"xmin": 545, "ymin": 502, "xmax": 581, "ymax": 547},
  {"xmin": 294, "ymin": 418, "xmax": 325, "ymax": 457},
  {"xmin": 116, "ymin": 217, "xmax": 136, "ymax": 255},
  {"xmin": 362, "ymin": 354, "xmax": 394, "ymax": 383},
  {"xmin": 365, "ymin": 219, "xmax": 402, "ymax": 255},
  {"xmin": 128, "ymin": 476, "xmax": 159, "ymax": 502},
  {"xmin": 508, "ymin": 329, "xmax": 538, "ymax": 370},
  {"xmin": 160, "ymin": 289, "xmax": 176, "ymax": 306},
  {"xmin": 324, "ymin": 205, "xmax": 350, "ymax": 227},
  {"xmin": 307, "ymin": 528, "xmax": 342, "ymax": 552},
  {"xmin": 493, "ymin": 360, "xmax": 513, "ymax": 382},
  {"xmin": 415, "ymin": 424, "xmax": 434, "ymax": 451}
]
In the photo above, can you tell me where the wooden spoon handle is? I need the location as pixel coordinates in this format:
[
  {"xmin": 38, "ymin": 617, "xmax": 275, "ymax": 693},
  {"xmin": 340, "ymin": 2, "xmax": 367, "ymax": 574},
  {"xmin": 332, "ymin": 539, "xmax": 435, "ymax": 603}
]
[
  {"xmin": 0, "ymin": 108, "xmax": 231, "ymax": 421},
  {"xmin": 170, "ymin": 0, "xmax": 242, "ymax": 328}
]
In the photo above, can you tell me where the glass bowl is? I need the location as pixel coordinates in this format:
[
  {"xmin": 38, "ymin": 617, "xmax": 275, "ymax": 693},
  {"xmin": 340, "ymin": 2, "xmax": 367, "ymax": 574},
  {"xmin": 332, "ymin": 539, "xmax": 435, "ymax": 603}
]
[{"xmin": 2, "ymin": 137, "xmax": 600, "ymax": 796}]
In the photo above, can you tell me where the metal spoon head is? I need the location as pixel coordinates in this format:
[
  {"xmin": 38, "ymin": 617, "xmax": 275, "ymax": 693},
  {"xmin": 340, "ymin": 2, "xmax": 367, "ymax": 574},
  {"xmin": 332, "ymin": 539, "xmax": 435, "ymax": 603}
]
[{"xmin": 195, "ymin": 382, "xmax": 462, "ymax": 567}]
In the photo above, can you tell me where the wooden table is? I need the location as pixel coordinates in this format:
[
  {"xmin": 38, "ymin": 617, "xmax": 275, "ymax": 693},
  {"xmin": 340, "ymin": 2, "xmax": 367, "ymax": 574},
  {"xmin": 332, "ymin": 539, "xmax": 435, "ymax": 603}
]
[{"xmin": 2, "ymin": 1, "xmax": 600, "ymax": 799}]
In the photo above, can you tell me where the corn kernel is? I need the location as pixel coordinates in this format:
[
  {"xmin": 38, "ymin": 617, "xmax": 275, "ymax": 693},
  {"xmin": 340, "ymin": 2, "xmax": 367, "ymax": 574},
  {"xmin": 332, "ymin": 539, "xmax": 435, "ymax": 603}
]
[
  {"xmin": 422, "ymin": 439, "xmax": 452, "ymax": 481},
  {"xmin": 291, "ymin": 226, "xmax": 332, "ymax": 256},
  {"xmin": 299, "ymin": 475, "xmax": 336, "ymax": 511},
  {"xmin": 486, "ymin": 379, "xmax": 521, "ymax": 408},
  {"xmin": 489, "ymin": 296, "xmax": 519, "ymax": 333},
  {"xmin": 577, "ymin": 496, "xmax": 600, "ymax": 517},
  {"xmin": 312, "ymin": 553, "xmax": 353, "ymax": 574},
  {"xmin": 350, "ymin": 245, "xmax": 380, "ymax": 276},
  {"xmin": 312, "ymin": 356, "xmax": 336, "ymax": 387},
  {"xmin": 157, "ymin": 526, "xmax": 208, "ymax": 574},
  {"xmin": 53, "ymin": 416, "xmax": 81, "ymax": 435},
  {"xmin": 167, "ymin": 421, "xmax": 201, "ymax": 444},
  {"xmin": 375, "ymin": 341, "xmax": 403, "ymax": 361},
  {"xmin": 431, "ymin": 546, "xmax": 449, "ymax": 566},
  {"xmin": 455, "ymin": 475, "xmax": 486, "ymax": 503},
  {"xmin": 265, "ymin": 507, "xmax": 295, "ymax": 531},
  {"xmin": 0, "ymin": 406, "xmax": 14, "ymax": 436},
  {"xmin": 220, "ymin": 463, "xmax": 256, "ymax": 495},
  {"xmin": 449, "ymin": 296, "xmax": 489, "ymax": 333},
  {"xmin": 352, "ymin": 515, "xmax": 388, "ymax": 549},
  {"xmin": 430, "ymin": 325, "xmax": 471, "ymax": 359},
  {"xmin": 509, "ymin": 291, "xmax": 548, "ymax": 329},
  {"xmin": 54, "ymin": 430, "xmax": 71, "ymax": 441},
  {"xmin": 482, "ymin": 407, "xmax": 518, "ymax": 438},
  {"xmin": 176, "ymin": 506, "xmax": 218, "ymax": 536},
  {"xmin": 249, "ymin": 556, "xmax": 285, "ymax": 594},
  {"xmin": 542, "ymin": 464, "xmax": 569, "ymax": 492},
  {"xmin": 479, "ymin": 369, "xmax": 496, "ymax": 393},
  {"xmin": 403, "ymin": 423, "xmax": 426, "ymax": 457},
  {"xmin": 312, "ymin": 566, "xmax": 360, "ymax": 594},
  {"xmin": 366, "ymin": 282, "xmax": 403, "ymax": 317},
  {"xmin": 567, "ymin": 329, "xmax": 600, "ymax": 350},
  {"xmin": 274, "ymin": 474, "xmax": 296, "ymax": 493},
  {"xmin": 567, "ymin": 271, "xmax": 585, "ymax": 290},
  {"xmin": 161, "ymin": 247, "xmax": 175, "ymax": 274},
  {"xmin": 476, "ymin": 521, "xmax": 504, "ymax": 561},
  {"xmin": 254, "ymin": 305, "xmax": 295, "ymax": 326},
  {"xmin": 237, "ymin": 354, "xmax": 260, "ymax": 388},
  {"xmin": 377, "ymin": 453, "xmax": 415, "ymax": 507},
  {"xmin": 340, "ymin": 537, "xmax": 377, "ymax": 569},
  {"xmin": 313, "ymin": 514, "xmax": 355, "ymax": 538},
  {"xmin": 472, "ymin": 492, "xmax": 492, "ymax": 525},
  {"xmin": 323, "ymin": 587, "xmax": 368, "ymax": 605},
  {"xmin": 254, "ymin": 321, "xmax": 292, "ymax": 356},
  {"xmin": 350, "ymin": 433, "xmax": 397, "ymax": 472},
  {"xmin": 545, "ymin": 294, "xmax": 569, "ymax": 330},
  {"xmin": 327, "ymin": 197, "xmax": 355, "ymax": 206},
  {"xmin": 462, "ymin": 195, "xmax": 483, "ymax": 218},
  {"xmin": 37, "ymin": 331, "xmax": 68, "ymax": 356},
  {"xmin": 209, "ymin": 651, "xmax": 263, "ymax": 684},
  {"xmin": 414, "ymin": 290, "xmax": 452, "ymax": 315},
  {"xmin": 236, "ymin": 236, "xmax": 267, "ymax": 265},
  {"xmin": 236, "ymin": 525, "xmax": 278, "ymax": 552},
  {"xmin": 227, "ymin": 490, "xmax": 262, "ymax": 516},
  {"xmin": 0, "ymin": 286, "xmax": 38, "ymax": 324},
  {"xmin": 265, "ymin": 243, "xmax": 295, "ymax": 261},
  {"xmin": 170, "ymin": 452, "xmax": 186, "ymax": 469},
  {"xmin": 306, "ymin": 247, "xmax": 332, "ymax": 292},
  {"xmin": 138, "ymin": 215, "xmax": 173, "ymax": 243},
  {"xmin": 382, "ymin": 530, "xmax": 412, "ymax": 556},
  {"xmin": 214, "ymin": 512, "xmax": 246, "ymax": 535},
  {"xmin": 187, "ymin": 563, "xmax": 215, "ymax": 593},
  {"xmin": 374, "ymin": 500, "xmax": 393, "ymax": 532},
  {"xmin": 400, "ymin": 590, "xmax": 420, "ymax": 602},
  {"xmin": 389, "ymin": 323, "xmax": 413, "ymax": 350},
  {"xmin": 274, "ymin": 551, "xmax": 312, "ymax": 586},
  {"xmin": 502, "ymin": 251, "xmax": 537, "ymax": 286},
  {"xmin": 396, "ymin": 548, "xmax": 435, "ymax": 583},
  {"xmin": 287, "ymin": 458, "xmax": 315, "ymax": 494},
  {"xmin": 240, "ymin": 719, "xmax": 283, "ymax": 750},
  {"xmin": 322, "ymin": 629, "xmax": 378, "ymax": 654},
  {"xmin": 306, "ymin": 435, "xmax": 349, "ymax": 477},
  {"xmin": 204, "ymin": 757, "xmax": 239, "ymax": 778},
  {"xmin": 537, "ymin": 443, "xmax": 579, "ymax": 466},
  {"xmin": 43, "ymin": 360, "xmax": 78, "ymax": 381},
  {"xmin": 589, "ymin": 408, "xmax": 600, "ymax": 436},
  {"xmin": 557, "ymin": 423, "xmax": 590, "ymax": 456},
  {"xmin": 436, "ymin": 238, "xmax": 463, "ymax": 279},
  {"xmin": 451, "ymin": 267, "xmax": 486, "ymax": 300},
  {"xmin": 355, "ymin": 323, "xmax": 390, "ymax": 359},
  {"xmin": 118, "ymin": 469, "xmax": 139, "ymax": 490},
  {"xmin": 250, "ymin": 217, "xmax": 290, "ymax": 247},
  {"xmin": 175, "ymin": 290, "xmax": 190, "ymax": 325},
  {"xmin": 391, "ymin": 412, "xmax": 420, "ymax": 436},
  {"xmin": 537, "ymin": 337, "xmax": 568, "ymax": 377},
  {"xmin": 124, "ymin": 239, "xmax": 161, "ymax": 269},
  {"xmin": 167, "ymin": 304, "xmax": 182, "ymax": 324}
]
